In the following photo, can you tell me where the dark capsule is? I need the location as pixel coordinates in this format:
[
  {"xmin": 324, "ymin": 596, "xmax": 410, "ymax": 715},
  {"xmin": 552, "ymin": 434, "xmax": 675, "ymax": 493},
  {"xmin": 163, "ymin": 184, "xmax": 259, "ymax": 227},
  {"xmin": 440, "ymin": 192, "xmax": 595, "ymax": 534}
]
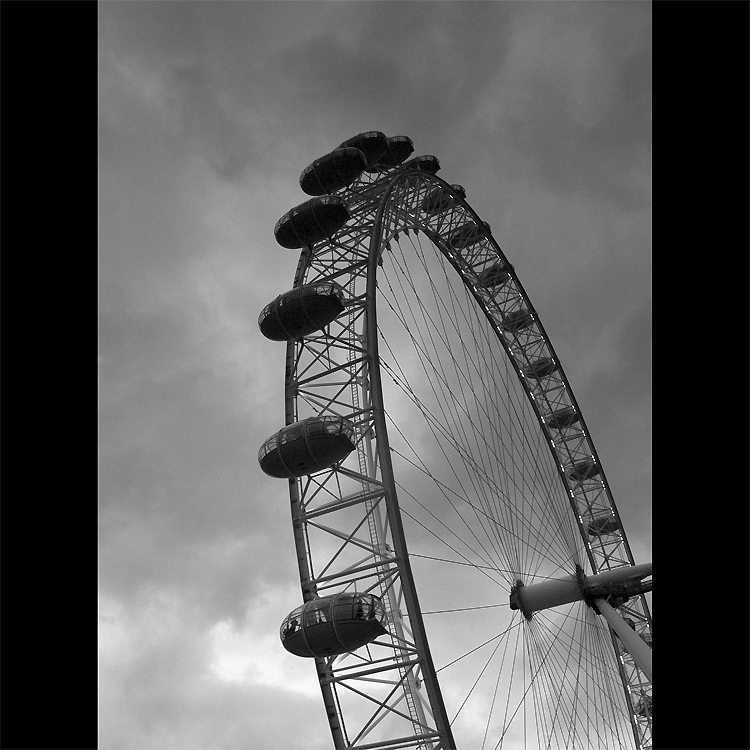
[
  {"xmin": 635, "ymin": 695, "xmax": 652, "ymax": 718},
  {"xmin": 400, "ymin": 154, "xmax": 440, "ymax": 174},
  {"xmin": 274, "ymin": 196, "xmax": 350, "ymax": 249},
  {"xmin": 447, "ymin": 221, "xmax": 491, "ymax": 251},
  {"xmin": 476, "ymin": 262, "xmax": 511, "ymax": 289},
  {"xmin": 280, "ymin": 593, "xmax": 388, "ymax": 658},
  {"xmin": 499, "ymin": 309, "xmax": 533, "ymax": 333},
  {"xmin": 337, "ymin": 131, "xmax": 389, "ymax": 167},
  {"xmin": 365, "ymin": 135, "xmax": 415, "ymax": 172},
  {"xmin": 258, "ymin": 416, "xmax": 356, "ymax": 479},
  {"xmin": 543, "ymin": 406, "xmax": 580, "ymax": 430},
  {"xmin": 567, "ymin": 457, "xmax": 601, "ymax": 482},
  {"xmin": 299, "ymin": 148, "xmax": 368, "ymax": 196},
  {"xmin": 420, "ymin": 184, "xmax": 466, "ymax": 215},
  {"xmin": 586, "ymin": 513, "xmax": 620, "ymax": 537},
  {"xmin": 380, "ymin": 135, "xmax": 415, "ymax": 167},
  {"xmin": 258, "ymin": 282, "xmax": 345, "ymax": 341},
  {"xmin": 522, "ymin": 357, "xmax": 559, "ymax": 380}
]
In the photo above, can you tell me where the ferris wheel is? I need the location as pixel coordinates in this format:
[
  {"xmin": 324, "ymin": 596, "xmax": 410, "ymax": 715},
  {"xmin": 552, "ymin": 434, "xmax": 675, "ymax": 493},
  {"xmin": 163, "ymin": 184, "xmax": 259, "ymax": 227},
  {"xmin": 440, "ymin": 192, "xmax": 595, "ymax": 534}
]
[{"xmin": 258, "ymin": 131, "xmax": 652, "ymax": 750}]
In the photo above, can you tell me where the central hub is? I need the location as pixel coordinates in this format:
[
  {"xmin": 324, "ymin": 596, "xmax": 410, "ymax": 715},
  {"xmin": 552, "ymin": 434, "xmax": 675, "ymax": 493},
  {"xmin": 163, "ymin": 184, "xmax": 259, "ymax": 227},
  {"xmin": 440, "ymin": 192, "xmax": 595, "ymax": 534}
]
[{"xmin": 508, "ymin": 563, "xmax": 652, "ymax": 619}]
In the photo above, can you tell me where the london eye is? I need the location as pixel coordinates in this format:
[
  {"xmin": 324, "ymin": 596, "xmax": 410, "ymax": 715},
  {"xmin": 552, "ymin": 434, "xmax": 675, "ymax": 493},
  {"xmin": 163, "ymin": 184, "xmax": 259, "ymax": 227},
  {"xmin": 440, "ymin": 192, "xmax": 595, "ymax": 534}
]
[{"xmin": 258, "ymin": 131, "xmax": 652, "ymax": 750}]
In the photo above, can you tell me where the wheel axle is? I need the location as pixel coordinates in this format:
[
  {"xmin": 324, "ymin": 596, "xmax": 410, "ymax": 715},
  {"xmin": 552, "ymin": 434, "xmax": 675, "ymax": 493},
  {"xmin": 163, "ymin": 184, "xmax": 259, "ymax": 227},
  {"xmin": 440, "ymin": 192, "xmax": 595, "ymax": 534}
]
[{"xmin": 509, "ymin": 562, "xmax": 652, "ymax": 620}]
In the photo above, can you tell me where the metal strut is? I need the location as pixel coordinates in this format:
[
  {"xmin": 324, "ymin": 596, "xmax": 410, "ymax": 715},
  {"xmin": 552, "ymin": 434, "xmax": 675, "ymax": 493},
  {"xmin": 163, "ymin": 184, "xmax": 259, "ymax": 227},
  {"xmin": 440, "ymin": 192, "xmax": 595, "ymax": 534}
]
[{"xmin": 509, "ymin": 563, "xmax": 652, "ymax": 681}]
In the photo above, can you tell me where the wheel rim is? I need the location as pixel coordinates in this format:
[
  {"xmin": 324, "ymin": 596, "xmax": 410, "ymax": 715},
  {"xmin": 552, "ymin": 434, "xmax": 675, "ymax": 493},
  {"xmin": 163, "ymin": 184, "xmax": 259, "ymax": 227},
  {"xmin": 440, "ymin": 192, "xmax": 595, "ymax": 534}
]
[{"xmin": 267, "ymin": 154, "xmax": 651, "ymax": 749}]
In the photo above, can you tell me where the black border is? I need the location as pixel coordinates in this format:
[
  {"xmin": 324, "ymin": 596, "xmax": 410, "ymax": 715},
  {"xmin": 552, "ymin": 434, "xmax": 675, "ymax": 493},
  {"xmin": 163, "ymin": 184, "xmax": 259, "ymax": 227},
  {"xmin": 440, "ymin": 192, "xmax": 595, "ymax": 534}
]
[
  {"xmin": 1, "ymin": 1, "xmax": 98, "ymax": 749},
  {"xmin": 656, "ymin": 2, "xmax": 750, "ymax": 749}
]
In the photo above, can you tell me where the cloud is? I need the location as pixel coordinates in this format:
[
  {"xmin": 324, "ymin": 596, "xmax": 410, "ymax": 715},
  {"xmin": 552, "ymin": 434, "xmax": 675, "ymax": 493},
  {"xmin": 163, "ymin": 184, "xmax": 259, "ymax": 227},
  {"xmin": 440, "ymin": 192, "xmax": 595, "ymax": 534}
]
[{"xmin": 99, "ymin": 591, "xmax": 331, "ymax": 749}]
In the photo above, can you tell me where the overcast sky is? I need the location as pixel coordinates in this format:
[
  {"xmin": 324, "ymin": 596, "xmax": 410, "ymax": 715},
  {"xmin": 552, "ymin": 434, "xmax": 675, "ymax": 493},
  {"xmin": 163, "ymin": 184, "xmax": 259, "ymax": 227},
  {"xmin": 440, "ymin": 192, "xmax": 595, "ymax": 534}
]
[{"xmin": 98, "ymin": 2, "xmax": 651, "ymax": 748}]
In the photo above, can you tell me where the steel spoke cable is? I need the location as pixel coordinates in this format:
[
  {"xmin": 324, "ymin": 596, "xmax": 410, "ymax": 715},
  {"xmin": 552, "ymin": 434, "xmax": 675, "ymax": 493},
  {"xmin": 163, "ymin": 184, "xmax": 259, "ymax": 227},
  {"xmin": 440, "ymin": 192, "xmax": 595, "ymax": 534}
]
[
  {"xmin": 397, "ymin": 495, "xmax": 508, "ymax": 590},
  {"xmin": 519, "ymin": 414, "xmax": 582, "ymax": 581},
  {"xmin": 380, "ymin": 347, "xmax": 535, "ymax": 580},
  {"xmin": 526, "ymin": 621, "xmax": 554, "ymax": 748},
  {"xmin": 382, "ymin": 250, "xmax": 564, "ymax": 548},
  {"xmin": 382, "ymin": 243, "xmax": 557, "ymax": 530},
  {"xmin": 450, "ymin": 636, "xmax": 504, "ymax": 725},
  {"xmin": 437, "ymin": 286, "xmax": 584, "ymax": 582},
  {"xmin": 526, "ymin": 619, "xmax": 556, "ymax": 748},
  {"xmin": 490, "ymin": 606, "xmax": 607, "ymax": 750},
  {"xmin": 389, "ymin": 441, "xmax": 577, "ymax": 581},
  {"xmin": 565, "ymin": 604, "xmax": 588, "ymax": 750},
  {"xmin": 444, "ymin": 278, "xmax": 534, "ymax": 580},
  {"xmin": 530, "ymin": 610, "xmax": 588, "ymax": 749},
  {"xmin": 379, "ymin": 263, "xmax": 520, "ymax": 572},
  {"xmin": 384, "ymin": 338, "xmax": 572, "ymax": 584},
  {"xmin": 378, "ymin": 332, "xmax": 576, "ymax": 579},
  {"xmin": 482, "ymin": 652, "xmax": 507, "ymax": 750},
  {"xmin": 415, "ymin": 267, "xmax": 580, "ymax": 583},
  {"xmin": 383, "ymin": 400, "xmax": 512, "ymax": 580},
  {"xmin": 480, "ymin": 605, "xmax": 520, "ymax": 750},
  {"xmin": 531, "ymin": 611, "xmax": 617, "ymax": 715},
  {"xmin": 382, "ymin": 248, "xmax": 524, "ymax": 575},
  {"xmin": 422, "ymin": 288, "xmax": 531, "ymax": 583},
  {"xmin": 533, "ymin": 609, "xmax": 629, "ymax": 746},
  {"xmin": 497, "ymin": 613, "xmax": 524, "ymax": 750},
  {"xmin": 391, "ymin": 438, "xmax": 576, "ymax": 585},
  {"xmin": 531, "ymin": 614, "xmax": 597, "ymax": 750},
  {"xmin": 420, "ymin": 603, "xmax": 509, "ymax": 615},
  {"xmin": 405, "ymin": 231, "xmax": 531, "ymax": 577},
  {"xmin": 409, "ymin": 553, "xmax": 579, "ymax": 584},
  {"xmin": 436, "ymin": 616, "xmax": 523, "ymax": 675}
]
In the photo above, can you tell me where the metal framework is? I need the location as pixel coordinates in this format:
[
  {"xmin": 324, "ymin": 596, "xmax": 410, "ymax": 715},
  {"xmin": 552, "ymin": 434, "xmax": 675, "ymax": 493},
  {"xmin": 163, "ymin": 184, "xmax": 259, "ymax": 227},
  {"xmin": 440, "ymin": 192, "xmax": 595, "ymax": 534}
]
[{"xmin": 272, "ymin": 156, "xmax": 652, "ymax": 749}]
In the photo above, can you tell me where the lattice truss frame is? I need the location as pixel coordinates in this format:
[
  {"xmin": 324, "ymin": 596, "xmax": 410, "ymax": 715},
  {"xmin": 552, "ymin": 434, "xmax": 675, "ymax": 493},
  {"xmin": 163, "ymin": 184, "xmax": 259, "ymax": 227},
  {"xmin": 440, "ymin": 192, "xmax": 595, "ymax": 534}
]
[{"xmin": 281, "ymin": 165, "xmax": 651, "ymax": 749}]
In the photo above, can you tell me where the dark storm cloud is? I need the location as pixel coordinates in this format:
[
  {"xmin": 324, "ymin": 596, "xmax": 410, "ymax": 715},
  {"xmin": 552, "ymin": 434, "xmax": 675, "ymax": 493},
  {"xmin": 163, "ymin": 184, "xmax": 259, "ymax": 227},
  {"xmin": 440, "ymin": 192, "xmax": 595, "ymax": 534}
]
[
  {"xmin": 502, "ymin": 5, "xmax": 650, "ymax": 190},
  {"xmin": 99, "ymin": 285, "xmax": 296, "ymax": 627},
  {"xmin": 601, "ymin": 299, "xmax": 652, "ymax": 406},
  {"xmin": 167, "ymin": 64, "xmax": 255, "ymax": 181},
  {"xmin": 264, "ymin": 1, "xmax": 518, "ymax": 133},
  {"xmin": 100, "ymin": 2, "xmax": 275, "ymax": 184}
]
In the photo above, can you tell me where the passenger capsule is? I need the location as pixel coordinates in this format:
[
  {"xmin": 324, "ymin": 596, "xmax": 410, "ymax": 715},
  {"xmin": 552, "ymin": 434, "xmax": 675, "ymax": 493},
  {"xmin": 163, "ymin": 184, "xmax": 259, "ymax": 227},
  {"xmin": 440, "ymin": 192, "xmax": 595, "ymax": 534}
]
[
  {"xmin": 280, "ymin": 593, "xmax": 388, "ymax": 658},
  {"xmin": 586, "ymin": 513, "xmax": 619, "ymax": 537},
  {"xmin": 635, "ymin": 695, "xmax": 652, "ymax": 718},
  {"xmin": 299, "ymin": 148, "xmax": 368, "ymax": 196},
  {"xmin": 337, "ymin": 131, "xmax": 389, "ymax": 167},
  {"xmin": 447, "ymin": 221, "xmax": 491, "ymax": 250},
  {"xmin": 522, "ymin": 357, "xmax": 559, "ymax": 380},
  {"xmin": 274, "ymin": 196, "xmax": 350, "ymax": 249},
  {"xmin": 366, "ymin": 135, "xmax": 415, "ymax": 172},
  {"xmin": 477, "ymin": 262, "xmax": 511, "ymax": 289},
  {"xmin": 258, "ymin": 416, "xmax": 356, "ymax": 478},
  {"xmin": 400, "ymin": 154, "xmax": 440, "ymax": 174},
  {"xmin": 567, "ymin": 457, "xmax": 601, "ymax": 482},
  {"xmin": 499, "ymin": 309, "xmax": 533, "ymax": 333},
  {"xmin": 543, "ymin": 406, "xmax": 580, "ymax": 430},
  {"xmin": 420, "ymin": 184, "xmax": 466, "ymax": 215},
  {"xmin": 258, "ymin": 282, "xmax": 345, "ymax": 341}
]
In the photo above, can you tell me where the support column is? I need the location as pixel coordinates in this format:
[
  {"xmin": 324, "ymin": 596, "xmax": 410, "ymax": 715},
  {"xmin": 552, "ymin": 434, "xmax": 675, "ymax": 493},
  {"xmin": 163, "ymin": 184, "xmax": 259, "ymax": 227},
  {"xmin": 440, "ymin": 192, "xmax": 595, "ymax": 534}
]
[{"xmin": 594, "ymin": 597, "xmax": 652, "ymax": 682}]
